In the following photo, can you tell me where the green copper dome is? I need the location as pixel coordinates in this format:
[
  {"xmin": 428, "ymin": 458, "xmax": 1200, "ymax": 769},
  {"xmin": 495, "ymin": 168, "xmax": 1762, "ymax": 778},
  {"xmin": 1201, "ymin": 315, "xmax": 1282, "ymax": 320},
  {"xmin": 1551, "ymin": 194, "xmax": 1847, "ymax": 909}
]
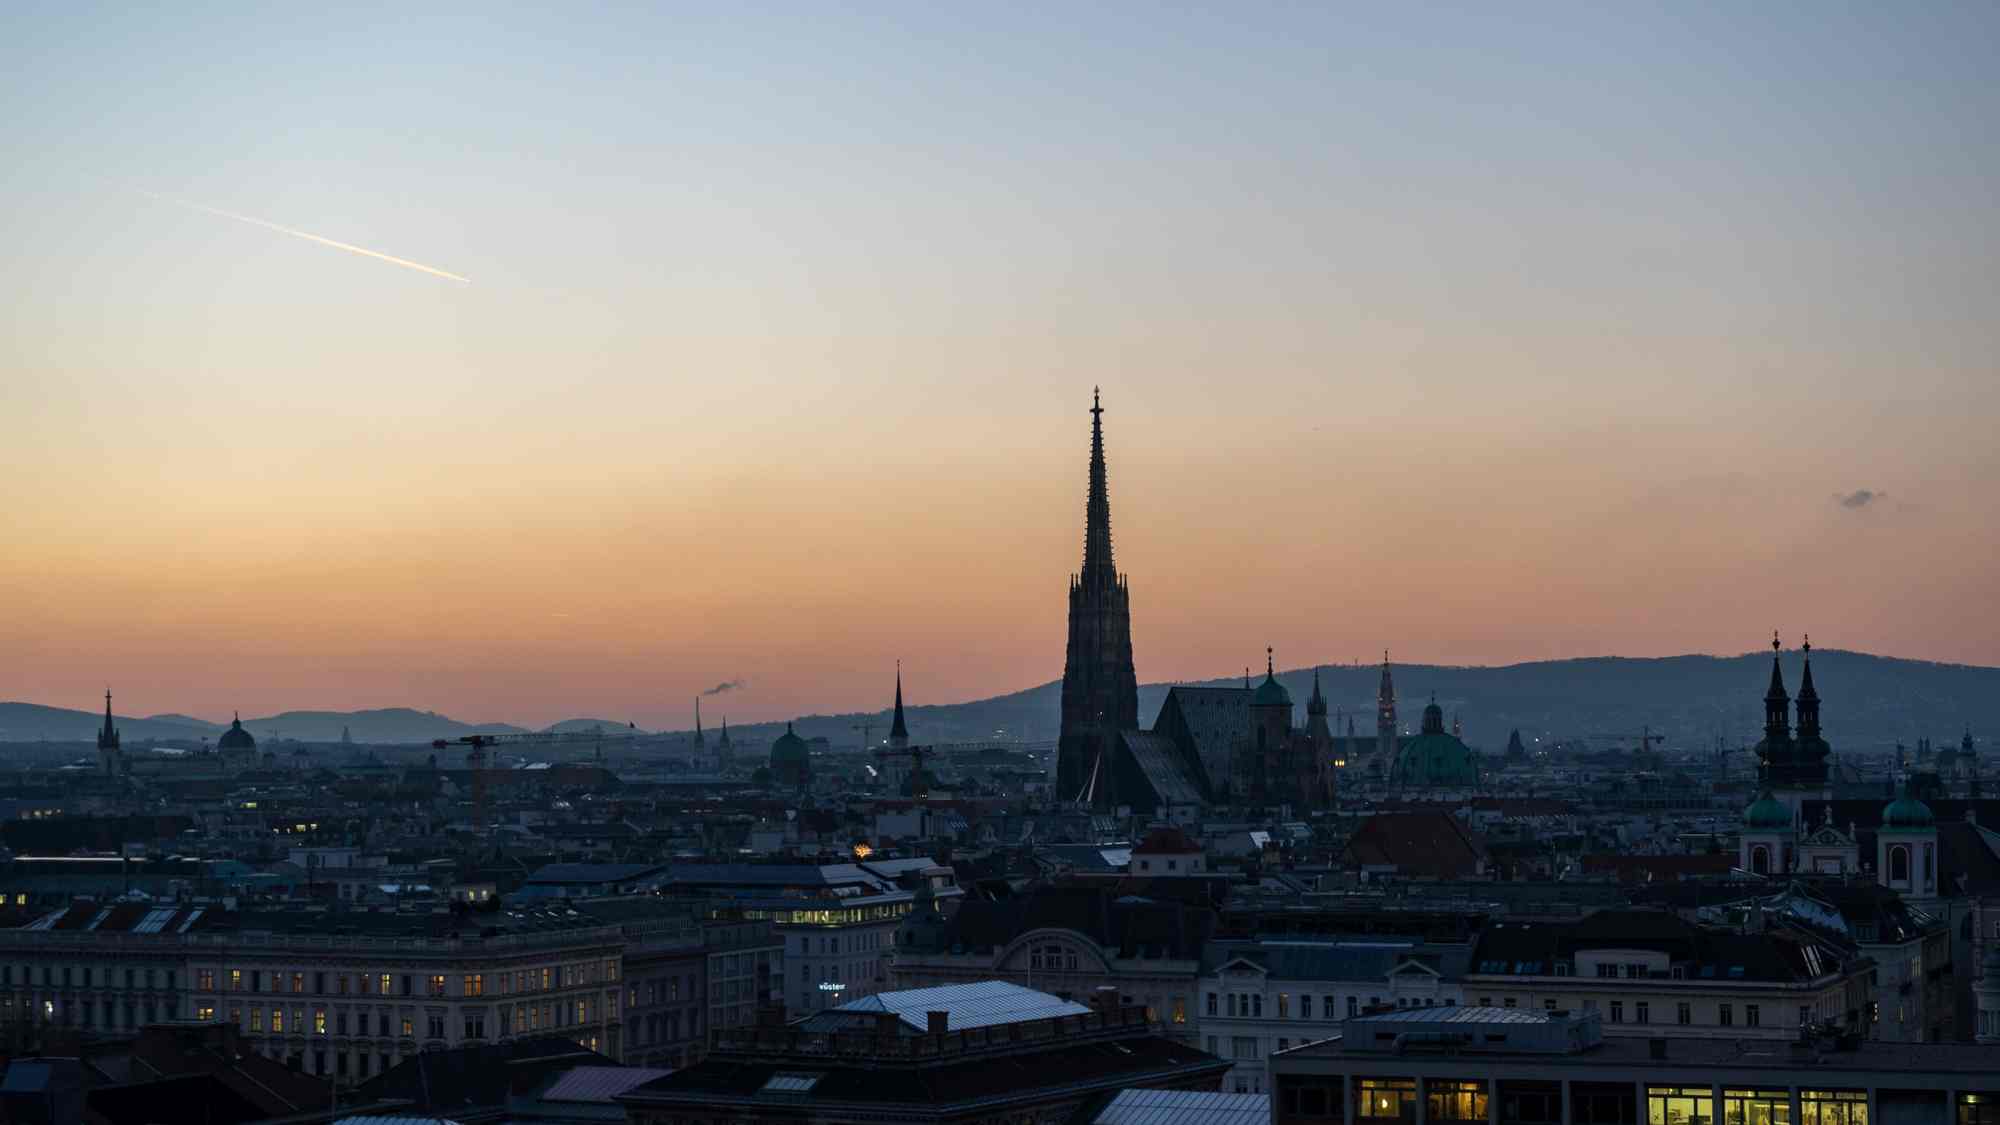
[
  {"xmin": 1389, "ymin": 731, "xmax": 1480, "ymax": 788},
  {"xmin": 1250, "ymin": 650, "xmax": 1292, "ymax": 708},
  {"xmin": 1252, "ymin": 672, "xmax": 1293, "ymax": 708},
  {"xmin": 1743, "ymin": 790, "xmax": 1793, "ymax": 830},
  {"xmin": 1881, "ymin": 782, "xmax": 1934, "ymax": 831}
]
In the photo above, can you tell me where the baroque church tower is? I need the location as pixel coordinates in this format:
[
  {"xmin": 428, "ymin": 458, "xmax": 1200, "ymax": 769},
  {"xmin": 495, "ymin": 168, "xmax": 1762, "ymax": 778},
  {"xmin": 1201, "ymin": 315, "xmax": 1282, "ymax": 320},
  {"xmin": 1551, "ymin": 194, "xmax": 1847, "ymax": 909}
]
[{"xmin": 1057, "ymin": 389, "xmax": 1139, "ymax": 803}]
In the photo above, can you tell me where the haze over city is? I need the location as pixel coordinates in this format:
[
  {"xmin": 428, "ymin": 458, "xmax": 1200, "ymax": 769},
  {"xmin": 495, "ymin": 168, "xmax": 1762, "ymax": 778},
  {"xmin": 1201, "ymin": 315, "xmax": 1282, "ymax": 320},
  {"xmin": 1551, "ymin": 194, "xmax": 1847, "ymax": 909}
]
[{"xmin": 4, "ymin": 3, "xmax": 1997, "ymax": 729}]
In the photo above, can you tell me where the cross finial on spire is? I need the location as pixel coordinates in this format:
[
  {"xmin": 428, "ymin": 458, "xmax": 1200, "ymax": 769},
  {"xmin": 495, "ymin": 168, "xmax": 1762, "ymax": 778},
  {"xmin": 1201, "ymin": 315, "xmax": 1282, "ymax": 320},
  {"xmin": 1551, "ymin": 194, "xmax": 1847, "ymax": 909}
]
[
  {"xmin": 1802, "ymin": 633, "xmax": 1811, "ymax": 655},
  {"xmin": 1267, "ymin": 646, "xmax": 1274, "ymax": 677},
  {"xmin": 1772, "ymin": 630, "xmax": 1781, "ymax": 654}
]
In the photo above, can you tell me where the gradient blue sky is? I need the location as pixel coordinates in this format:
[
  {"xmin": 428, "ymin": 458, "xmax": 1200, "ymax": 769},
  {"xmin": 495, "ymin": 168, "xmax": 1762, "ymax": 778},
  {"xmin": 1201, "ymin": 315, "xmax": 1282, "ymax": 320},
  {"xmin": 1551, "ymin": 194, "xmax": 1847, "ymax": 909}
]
[{"xmin": 3, "ymin": 3, "xmax": 1996, "ymax": 727}]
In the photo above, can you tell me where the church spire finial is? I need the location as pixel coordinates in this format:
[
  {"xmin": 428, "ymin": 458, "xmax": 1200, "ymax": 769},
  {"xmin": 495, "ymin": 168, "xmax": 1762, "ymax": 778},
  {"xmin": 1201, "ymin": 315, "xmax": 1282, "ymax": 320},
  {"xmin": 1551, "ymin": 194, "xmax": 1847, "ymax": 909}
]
[{"xmin": 1266, "ymin": 646, "xmax": 1274, "ymax": 679}]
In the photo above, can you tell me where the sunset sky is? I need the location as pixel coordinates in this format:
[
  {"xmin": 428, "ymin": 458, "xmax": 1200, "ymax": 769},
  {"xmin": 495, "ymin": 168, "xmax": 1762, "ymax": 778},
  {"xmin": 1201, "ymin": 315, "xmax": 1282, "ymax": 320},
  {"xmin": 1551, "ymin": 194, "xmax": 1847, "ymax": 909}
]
[{"xmin": 3, "ymin": 4, "xmax": 1996, "ymax": 729}]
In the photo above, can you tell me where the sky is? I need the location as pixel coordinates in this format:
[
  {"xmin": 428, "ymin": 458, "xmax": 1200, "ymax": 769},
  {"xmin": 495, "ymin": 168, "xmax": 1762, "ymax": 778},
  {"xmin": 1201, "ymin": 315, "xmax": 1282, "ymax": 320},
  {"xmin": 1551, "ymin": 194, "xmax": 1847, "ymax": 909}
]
[{"xmin": 2, "ymin": 3, "xmax": 1996, "ymax": 729}]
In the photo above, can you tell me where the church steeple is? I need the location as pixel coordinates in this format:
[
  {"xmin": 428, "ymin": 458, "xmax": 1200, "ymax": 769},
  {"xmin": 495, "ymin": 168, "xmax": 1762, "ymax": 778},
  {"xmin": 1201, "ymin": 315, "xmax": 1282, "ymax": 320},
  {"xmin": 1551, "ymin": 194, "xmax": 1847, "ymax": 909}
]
[
  {"xmin": 1305, "ymin": 666, "xmax": 1332, "ymax": 748},
  {"xmin": 1795, "ymin": 634, "xmax": 1821, "ymax": 740},
  {"xmin": 1057, "ymin": 389, "xmax": 1139, "ymax": 807},
  {"xmin": 98, "ymin": 689, "xmax": 119, "ymax": 751},
  {"xmin": 889, "ymin": 661, "xmax": 910, "ymax": 749},
  {"xmin": 1763, "ymin": 631, "xmax": 1792, "ymax": 745},
  {"xmin": 1081, "ymin": 386, "xmax": 1115, "ymax": 587}
]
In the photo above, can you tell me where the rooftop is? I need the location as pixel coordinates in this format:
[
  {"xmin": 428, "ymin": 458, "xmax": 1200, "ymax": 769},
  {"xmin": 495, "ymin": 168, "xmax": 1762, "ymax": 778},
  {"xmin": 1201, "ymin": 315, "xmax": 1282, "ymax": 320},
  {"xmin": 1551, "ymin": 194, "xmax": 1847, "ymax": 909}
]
[
  {"xmin": 1095, "ymin": 1088, "xmax": 1270, "ymax": 1125},
  {"xmin": 803, "ymin": 981, "xmax": 1091, "ymax": 1034}
]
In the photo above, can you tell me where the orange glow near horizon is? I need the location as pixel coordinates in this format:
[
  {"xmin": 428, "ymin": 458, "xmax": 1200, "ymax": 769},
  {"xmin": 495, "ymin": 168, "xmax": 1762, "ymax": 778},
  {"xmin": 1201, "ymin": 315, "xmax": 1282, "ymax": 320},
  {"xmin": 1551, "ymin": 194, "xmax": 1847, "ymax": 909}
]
[{"xmin": 4, "ymin": 7, "xmax": 1997, "ymax": 728}]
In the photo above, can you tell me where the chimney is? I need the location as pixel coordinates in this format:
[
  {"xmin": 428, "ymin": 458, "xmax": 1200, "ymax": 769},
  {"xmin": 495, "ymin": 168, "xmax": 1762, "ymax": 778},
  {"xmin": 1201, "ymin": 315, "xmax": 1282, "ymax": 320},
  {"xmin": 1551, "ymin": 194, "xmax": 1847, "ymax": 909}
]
[
  {"xmin": 874, "ymin": 1011, "xmax": 901, "ymax": 1037},
  {"xmin": 926, "ymin": 1011, "xmax": 949, "ymax": 1036},
  {"xmin": 1649, "ymin": 1038, "xmax": 1668, "ymax": 1060}
]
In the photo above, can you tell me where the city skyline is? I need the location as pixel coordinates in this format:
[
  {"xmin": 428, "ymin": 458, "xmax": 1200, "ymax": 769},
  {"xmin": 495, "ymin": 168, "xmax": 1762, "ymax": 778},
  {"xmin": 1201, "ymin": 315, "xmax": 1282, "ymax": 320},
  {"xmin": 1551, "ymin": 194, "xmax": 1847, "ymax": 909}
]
[{"xmin": 4, "ymin": 5, "xmax": 1997, "ymax": 727}]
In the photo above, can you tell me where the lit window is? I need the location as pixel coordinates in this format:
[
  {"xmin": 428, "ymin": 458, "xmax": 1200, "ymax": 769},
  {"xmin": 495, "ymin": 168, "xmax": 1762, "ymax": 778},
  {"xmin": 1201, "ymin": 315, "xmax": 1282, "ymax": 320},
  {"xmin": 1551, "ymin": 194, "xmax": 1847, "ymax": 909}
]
[
  {"xmin": 1649, "ymin": 1086, "xmax": 1714, "ymax": 1125},
  {"xmin": 1800, "ymin": 1090, "xmax": 1867, "ymax": 1125}
]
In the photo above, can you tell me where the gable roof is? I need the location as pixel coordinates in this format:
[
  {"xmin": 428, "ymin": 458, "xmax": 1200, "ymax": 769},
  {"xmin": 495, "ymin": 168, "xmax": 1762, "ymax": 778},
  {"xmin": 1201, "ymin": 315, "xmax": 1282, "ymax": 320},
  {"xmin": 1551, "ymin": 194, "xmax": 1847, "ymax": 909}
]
[{"xmin": 1342, "ymin": 811, "xmax": 1487, "ymax": 878}]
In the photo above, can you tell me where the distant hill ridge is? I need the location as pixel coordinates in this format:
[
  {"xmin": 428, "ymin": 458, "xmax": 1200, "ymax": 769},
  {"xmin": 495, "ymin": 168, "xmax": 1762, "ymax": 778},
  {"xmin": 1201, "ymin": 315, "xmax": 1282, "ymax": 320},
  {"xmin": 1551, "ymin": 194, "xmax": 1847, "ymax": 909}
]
[{"xmin": 1, "ymin": 649, "xmax": 1992, "ymax": 751}]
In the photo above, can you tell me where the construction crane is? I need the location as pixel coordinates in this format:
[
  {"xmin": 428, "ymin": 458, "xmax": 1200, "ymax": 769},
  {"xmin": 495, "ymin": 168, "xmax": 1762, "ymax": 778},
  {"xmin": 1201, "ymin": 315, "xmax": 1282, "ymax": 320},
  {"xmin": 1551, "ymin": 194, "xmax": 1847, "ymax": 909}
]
[
  {"xmin": 433, "ymin": 734, "xmax": 503, "ymax": 835},
  {"xmin": 431, "ymin": 727, "xmax": 636, "ymax": 834},
  {"xmin": 1586, "ymin": 727, "xmax": 1667, "ymax": 754},
  {"xmin": 852, "ymin": 723, "xmax": 875, "ymax": 754}
]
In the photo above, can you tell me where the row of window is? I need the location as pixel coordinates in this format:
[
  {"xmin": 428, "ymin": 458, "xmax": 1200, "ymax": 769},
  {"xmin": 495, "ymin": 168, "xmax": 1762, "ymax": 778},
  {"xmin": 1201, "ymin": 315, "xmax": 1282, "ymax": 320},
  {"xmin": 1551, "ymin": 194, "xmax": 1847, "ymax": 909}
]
[
  {"xmin": 1282, "ymin": 1079, "xmax": 1877, "ymax": 1125},
  {"xmin": 2, "ymin": 965, "xmax": 173, "ymax": 990},
  {"xmin": 1207, "ymin": 991, "xmax": 1434, "ymax": 1020},
  {"xmin": 194, "ymin": 961, "xmax": 618, "ymax": 998},
  {"xmin": 209, "ymin": 994, "xmax": 617, "ymax": 1038}
]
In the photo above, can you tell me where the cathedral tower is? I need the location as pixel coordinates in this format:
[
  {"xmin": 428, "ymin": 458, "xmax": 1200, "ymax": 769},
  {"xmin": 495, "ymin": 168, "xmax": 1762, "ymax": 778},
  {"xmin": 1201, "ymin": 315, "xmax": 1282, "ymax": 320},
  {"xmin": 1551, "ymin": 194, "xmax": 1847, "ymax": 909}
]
[{"xmin": 1057, "ymin": 388, "xmax": 1139, "ymax": 804}]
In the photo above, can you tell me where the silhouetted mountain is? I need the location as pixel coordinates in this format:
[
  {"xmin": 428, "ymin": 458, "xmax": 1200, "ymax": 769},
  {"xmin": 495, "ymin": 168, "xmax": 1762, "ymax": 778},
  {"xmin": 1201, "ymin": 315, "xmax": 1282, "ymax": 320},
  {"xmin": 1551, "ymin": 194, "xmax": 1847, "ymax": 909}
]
[
  {"xmin": 767, "ymin": 649, "xmax": 1996, "ymax": 756},
  {"xmin": 5, "ymin": 649, "xmax": 1989, "ymax": 752},
  {"xmin": 235, "ymin": 709, "xmax": 529, "ymax": 743},
  {"xmin": 0, "ymin": 703, "xmax": 219, "ymax": 744}
]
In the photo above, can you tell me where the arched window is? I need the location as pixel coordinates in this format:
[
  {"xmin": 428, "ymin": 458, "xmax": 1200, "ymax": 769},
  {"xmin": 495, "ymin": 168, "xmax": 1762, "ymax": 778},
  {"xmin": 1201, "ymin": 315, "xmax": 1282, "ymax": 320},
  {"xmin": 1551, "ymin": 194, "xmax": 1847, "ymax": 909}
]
[
  {"xmin": 1750, "ymin": 846, "xmax": 1769, "ymax": 875},
  {"xmin": 1889, "ymin": 845, "xmax": 1909, "ymax": 883}
]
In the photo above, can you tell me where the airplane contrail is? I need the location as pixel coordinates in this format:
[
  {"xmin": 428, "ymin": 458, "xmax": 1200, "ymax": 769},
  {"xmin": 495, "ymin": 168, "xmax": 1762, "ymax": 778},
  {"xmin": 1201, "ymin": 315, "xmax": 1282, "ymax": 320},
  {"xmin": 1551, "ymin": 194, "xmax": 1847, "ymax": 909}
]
[{"xmin": 142, "ymin": 191, "xmax": 470, "ymax": 284}]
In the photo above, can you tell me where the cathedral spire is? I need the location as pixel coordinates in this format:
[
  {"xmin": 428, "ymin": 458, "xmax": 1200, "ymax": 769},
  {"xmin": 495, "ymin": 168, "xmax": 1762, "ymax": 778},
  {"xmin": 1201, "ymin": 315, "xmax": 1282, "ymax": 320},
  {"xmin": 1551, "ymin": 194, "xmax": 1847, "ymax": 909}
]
[
  {"xmin": 98, "ymin": 688, "xmax": 119, "ymax": 752},
  {"xmin": 889, "ymin": 661, "xmax": 910, "ymax": 748},
  {"xmin": 1764, "ymin": 631, "xmax": 1791, "ymax": 743},
  {"xmin": 1057, "ymin": 389, "xmax": 1140, "ymax": 806},
  {"xmin": 1307, "ymin": 665, "xmax": 1327, "ymax": 717},
  {"xmin": 1081, "ymin": 386, "xmax": 1115, "ymax": 586}
]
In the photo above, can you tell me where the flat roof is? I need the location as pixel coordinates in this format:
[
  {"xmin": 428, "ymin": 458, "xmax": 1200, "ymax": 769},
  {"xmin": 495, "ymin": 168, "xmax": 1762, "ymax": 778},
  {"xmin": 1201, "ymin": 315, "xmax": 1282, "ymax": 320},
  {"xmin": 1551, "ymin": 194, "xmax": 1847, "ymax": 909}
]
[
  {"xmin": 819, "ymin": 980, "xmax": 1090, "ymax": 1032},
  {"xmin": 1096, "ymin": 1088, "xmax": 1270, "ymax": 1125}
]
